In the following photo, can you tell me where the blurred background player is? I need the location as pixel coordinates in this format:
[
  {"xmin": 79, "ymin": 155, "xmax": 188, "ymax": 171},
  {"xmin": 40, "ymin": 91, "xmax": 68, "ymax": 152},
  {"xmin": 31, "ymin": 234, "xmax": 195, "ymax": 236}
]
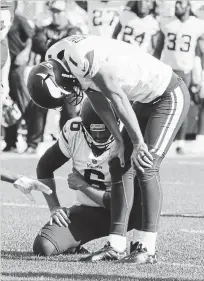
[
  {"xmin": 1, "ymin": 0, "xmax": 17, "ymax": 105},
  {"xmin": 3, "ymin": 6, "xmax": 36, "ymax": 153},
  {"xmin": 33, "ymin": 97, "xmax": 142, "ymax": 257},
  {"xmin": 30, "ymin": 0, "xmax": 82, "ymax": 152},
  {"xmin": 77, "ymin": 0, "xmax": 126, "ymax": 38},
  {"xmin": 154, "ymin": 0, "xmax": 204, "ymax": 154},
  {"xmin": 113, "ymin": 0, "xmax": 160, "ymax": 55}
]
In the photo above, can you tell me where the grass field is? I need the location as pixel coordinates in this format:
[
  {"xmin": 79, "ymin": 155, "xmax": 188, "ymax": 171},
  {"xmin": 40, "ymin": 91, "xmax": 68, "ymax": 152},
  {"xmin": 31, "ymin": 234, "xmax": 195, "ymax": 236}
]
[{"xmin": 1, "ymin": 146, "xmax": 204, "ymax": 281}]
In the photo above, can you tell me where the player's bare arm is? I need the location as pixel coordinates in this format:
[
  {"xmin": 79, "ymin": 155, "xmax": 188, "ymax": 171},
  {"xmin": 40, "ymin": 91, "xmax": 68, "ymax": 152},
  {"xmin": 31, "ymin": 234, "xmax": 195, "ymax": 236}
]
[
  {"xmin": 36, "ymin": 142, "xmax": 70, "ymax": 227},
  {"xmin": 112, "ymin": 21, "xmax": 122, "ymax": 39},
  {"xmin": 92, "ymin": 65, "xmax": 153, "ymax": 171},
  {"xmin": 1, "ymin": 168, "xmax": 52, "ymax": 202},
  {"xmin": 153, "ymin": 30, "xmax": 165, "ymax": 59}
]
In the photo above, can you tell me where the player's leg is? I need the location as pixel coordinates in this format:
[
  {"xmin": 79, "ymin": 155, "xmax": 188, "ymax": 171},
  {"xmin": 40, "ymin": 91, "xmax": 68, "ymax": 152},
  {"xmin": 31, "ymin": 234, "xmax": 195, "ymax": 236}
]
[
  {"xmin": 119, "ymin": 72, "xmax": 190, "ymax": 264},
  {"xmin": 33, "ymin": 205, "xmax": 110, "ymax": 256},
  {"xmin": 80, "ymin": 175, "xmax": 143, "ymax": 262},
  {"xmin": 174, "ymin": 70, "xmax": 192, "ymax": 154},
  {"xmin": 107, "ymin": 112, "xmax": 149, "ymax": 253}
]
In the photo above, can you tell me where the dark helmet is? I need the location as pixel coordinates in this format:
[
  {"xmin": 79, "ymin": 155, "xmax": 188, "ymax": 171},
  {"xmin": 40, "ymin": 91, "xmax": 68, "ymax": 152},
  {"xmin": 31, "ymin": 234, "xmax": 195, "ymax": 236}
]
[
  {"xmin": 27, "ymin": 59, "xmax": 84, "ymax": 109},
  {"xmin": 80, "ymin": 97, "xmax": 118, "ymax": 156}
]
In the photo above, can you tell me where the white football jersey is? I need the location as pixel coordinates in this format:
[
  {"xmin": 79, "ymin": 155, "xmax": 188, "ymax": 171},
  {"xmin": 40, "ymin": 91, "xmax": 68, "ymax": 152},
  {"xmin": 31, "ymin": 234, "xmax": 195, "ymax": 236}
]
[
  {"xmin": 0, "ymin": 7, "xmax": 12, "ymax": 40},
  {"xmin": 58, "ymin": 117, "xmax": 111, "ymax": 207},
  {"xmin": 88, "ymin": 0, "xmax": 125, "ymax": 38},
  {"xmin": 160, "ymin": 16, "xmax": 204, "ymax": 73},
  {"xmin": 117, "ymin": 10, "xmax": 160, "ymax": 53},
  {"xmin": 46, "ymin": 34, "xmax": 172, "ymax": 103}
]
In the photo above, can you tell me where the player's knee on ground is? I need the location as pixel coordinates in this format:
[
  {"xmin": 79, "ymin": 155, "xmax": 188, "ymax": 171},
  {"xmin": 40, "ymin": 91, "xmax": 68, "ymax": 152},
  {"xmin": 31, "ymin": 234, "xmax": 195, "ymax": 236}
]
[
  {"xmin": 33, "ymin": 220, "xmax": 82, "ymax": 256},
  {"xmin": 33, "ymin": 235, "xmax": 58, "ymax": 256}
]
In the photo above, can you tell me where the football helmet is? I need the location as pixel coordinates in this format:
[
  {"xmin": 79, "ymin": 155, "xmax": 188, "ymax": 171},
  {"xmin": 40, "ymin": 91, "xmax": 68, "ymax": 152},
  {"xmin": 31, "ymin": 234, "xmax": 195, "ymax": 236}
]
[
  {"xmin": 27, "ymin": 59, "xmax": 84, "ymax": 109},
  {"xmin": 80, "ymin": 97, "xmax": 117, "ymax": 156}
]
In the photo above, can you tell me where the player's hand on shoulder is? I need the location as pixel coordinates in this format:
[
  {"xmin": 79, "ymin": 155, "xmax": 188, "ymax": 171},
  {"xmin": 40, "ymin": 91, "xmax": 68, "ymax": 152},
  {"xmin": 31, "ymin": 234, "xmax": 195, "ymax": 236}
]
[
  {"xmin": 131, "ymin": 143, "xmax": 153, "ymax": 173},
  {"xmin": 68, "ymin": 168, "xmax": 89, "ymax": 191},
  {"xmin": 13, "ymin": 176, "xmax": 52, "ymax": 202},
  {"xmin": 50, "ymin": 206, "xmax": 71, "ymax": 227}
]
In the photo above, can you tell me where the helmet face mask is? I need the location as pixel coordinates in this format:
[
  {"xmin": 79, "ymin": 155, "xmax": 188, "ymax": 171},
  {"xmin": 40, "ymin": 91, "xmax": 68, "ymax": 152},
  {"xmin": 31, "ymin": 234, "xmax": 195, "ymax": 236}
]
[
  {"xmin": 82, "ymin": 125, "xmax": 114, "ymax": 156},
  {"xmin": 80, "ymin": 97, "xmax": 117, "ymax": 156}
]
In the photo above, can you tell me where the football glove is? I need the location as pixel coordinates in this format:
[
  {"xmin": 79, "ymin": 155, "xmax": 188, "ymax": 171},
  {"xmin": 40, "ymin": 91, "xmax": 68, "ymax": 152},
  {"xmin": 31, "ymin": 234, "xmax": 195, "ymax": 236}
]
[{"xmin": 13, "ymin": 176, "xmax": 52, "ymax": 202}]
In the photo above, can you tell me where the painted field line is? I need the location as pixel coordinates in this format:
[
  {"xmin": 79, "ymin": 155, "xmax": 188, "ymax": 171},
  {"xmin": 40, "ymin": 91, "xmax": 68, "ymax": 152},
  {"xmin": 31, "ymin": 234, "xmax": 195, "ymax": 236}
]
[
  {"xmin": 180, "ymin": 229, "xmax": 204, "ymax": 234},
  {"xmin": 2, "ymin": 203, "xmax": 204, "ymax": 219},
  {"xmin": 177, "ymin": 161, "xmax": 204, "ymax": 165},
  {"xmin": 158, "ymin": 261, "xmax": 204, "ymax": 269},
  {"xmin": 2, "ymin": 202, "xmax": 48, "ymax": 208},
  {"xmin": 161, "ymin": 213, "xmax": 204, "ymax": 218},
  {"xmin": 163, "ymin": 181, "xmax": 203, "ymax": 186}
]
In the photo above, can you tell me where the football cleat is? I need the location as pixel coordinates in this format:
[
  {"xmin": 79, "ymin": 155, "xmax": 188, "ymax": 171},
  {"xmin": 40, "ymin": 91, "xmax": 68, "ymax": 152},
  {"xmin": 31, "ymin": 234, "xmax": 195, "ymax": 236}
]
[
  {"xmin": 117, "ymin": 241, "xmax": 157, "ymax": 264},
  {"xmin": 79, "ymin": 242, "xmax": 127, "ymax": 262},
  {"xmin": 74, "ymin": 246, "xmax": 91, "ymax": 255}
]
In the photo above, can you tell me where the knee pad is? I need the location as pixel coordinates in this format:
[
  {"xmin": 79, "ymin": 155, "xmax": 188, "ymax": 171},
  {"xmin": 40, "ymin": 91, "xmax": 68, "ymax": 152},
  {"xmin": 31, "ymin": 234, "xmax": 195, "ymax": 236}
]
[{"xmin": 33, "ymin": 235, "xmax": 58, "ymax": 256}]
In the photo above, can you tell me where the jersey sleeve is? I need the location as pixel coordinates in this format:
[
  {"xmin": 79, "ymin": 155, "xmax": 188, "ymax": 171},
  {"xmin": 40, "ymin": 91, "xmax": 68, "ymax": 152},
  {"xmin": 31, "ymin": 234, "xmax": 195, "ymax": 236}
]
[
  {"xmin": 45, "ymin": 39, "xmax": 67, "ymax": 61},
  {"xmin": 64, "ymin": 38, "xmax": 105, "ymax": 79},
  {"xmin": 197, "ymin": 18, "xmax": 204, "ymax": 38},
  {"xmin": 58, "ymin": 120, "xmax": 73, "ymax": 158}
]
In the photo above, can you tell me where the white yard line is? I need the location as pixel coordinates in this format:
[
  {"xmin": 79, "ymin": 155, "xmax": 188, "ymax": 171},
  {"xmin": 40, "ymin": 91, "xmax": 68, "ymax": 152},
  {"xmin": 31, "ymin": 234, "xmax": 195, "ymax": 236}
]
[
  {"xmin": 158, "ymin": 262, "xmax": 204, "ymax": 268},
  {"xmin": 1, "ymin": 202, "xmax": 48, "ymax": 208},
  {"xmin": 180, "ymin": 229, "xmax": 204, "ymax": 234},
  {"xmin": 2, "ymin": 203, "xmax": 204, "ymax": 218}
]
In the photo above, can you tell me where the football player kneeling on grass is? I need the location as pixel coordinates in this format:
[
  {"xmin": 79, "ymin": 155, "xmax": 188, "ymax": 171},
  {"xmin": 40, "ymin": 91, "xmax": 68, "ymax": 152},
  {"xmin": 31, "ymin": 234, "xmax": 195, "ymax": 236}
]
[
  {"xmin": 1, "ymin": 169, "xmax": 52, "ymax": 202},
  {"xmin": 33, "ymin": 97, "xmax": 142, "ymax": 258}
]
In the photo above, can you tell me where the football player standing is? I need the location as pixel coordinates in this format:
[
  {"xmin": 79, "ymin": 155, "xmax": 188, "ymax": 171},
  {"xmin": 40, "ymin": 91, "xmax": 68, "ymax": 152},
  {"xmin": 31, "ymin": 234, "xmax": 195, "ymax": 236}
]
[
  {"xmin": 113, "ymin": 0, "xmax": 160, "ymax": 54},
  {"xmin": 27, "ymin": 34, "xmax": 190, "ymax": 264},
  {"xmin": 154, "ymin": 0, "xmax": 204, "ymax": 154},
  {"xmin": 1, "ymin": 0, "xmax": 17, "ymax": 92},
  {"xmin": 87, "ymin": 0, "xmax": 125, "ymax": 38}
]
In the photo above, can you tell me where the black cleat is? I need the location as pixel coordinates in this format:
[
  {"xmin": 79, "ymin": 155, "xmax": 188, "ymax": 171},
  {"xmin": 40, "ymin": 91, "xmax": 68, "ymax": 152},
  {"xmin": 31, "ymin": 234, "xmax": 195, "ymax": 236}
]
[
  {"xmin": 74, "ymin": 246, "xmax": 91, "ymax": 254},
  {"xmin": 2, "ymin": 145, "xmax": 17, "ymax": 153},
  {"xmin": 79, "ymin": 242, "xmax": 127, "ymax": 262},
  {"xmin": 117, "ymin": 242, "xmax": 157, "ymax": 264}
]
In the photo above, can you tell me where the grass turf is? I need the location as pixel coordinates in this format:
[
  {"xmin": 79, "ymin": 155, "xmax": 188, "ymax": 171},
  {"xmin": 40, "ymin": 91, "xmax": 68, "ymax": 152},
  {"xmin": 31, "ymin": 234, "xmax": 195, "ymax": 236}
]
[{"xmin": 1, "ymin": 154, "xmax": 204, "ymax": 281}]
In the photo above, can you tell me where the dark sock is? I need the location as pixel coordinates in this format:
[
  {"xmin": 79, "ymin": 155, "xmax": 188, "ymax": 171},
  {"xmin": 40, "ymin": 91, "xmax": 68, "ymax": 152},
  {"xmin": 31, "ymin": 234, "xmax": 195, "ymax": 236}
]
[{"xmin": 109, "ymin": 158, "xmax": 135, "ymax": 236}]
